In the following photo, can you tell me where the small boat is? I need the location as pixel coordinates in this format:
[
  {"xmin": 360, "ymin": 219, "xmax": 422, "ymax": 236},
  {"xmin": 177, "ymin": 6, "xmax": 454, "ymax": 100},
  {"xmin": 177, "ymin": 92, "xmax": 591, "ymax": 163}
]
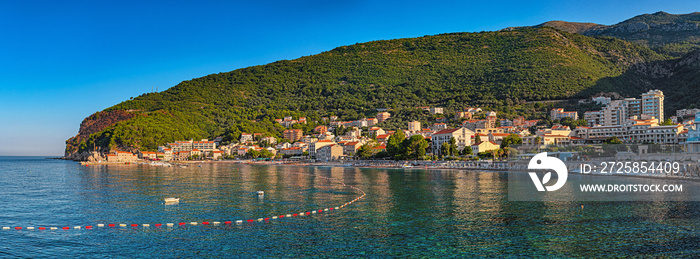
[
  {"xmin": 257, "ymin": 191, "xmax": 264, "ymax": 196},
  {"xmin": 164, "ymin": 197, "xmax": 180, "ymax": 204}
]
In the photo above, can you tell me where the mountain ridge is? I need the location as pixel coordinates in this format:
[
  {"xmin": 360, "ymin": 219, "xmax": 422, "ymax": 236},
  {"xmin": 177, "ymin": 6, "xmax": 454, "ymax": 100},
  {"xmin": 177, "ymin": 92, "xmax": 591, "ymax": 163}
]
[{"xmin": 517, "ymin": 11, "xmax": 700, "ymax": 56}]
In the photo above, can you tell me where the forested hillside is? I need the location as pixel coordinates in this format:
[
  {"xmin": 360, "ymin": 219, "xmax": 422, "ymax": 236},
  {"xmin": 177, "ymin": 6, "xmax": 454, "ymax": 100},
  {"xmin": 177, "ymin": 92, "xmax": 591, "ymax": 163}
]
[{"xmin": 65, "ymin": 22, "xmax": 699, "ymax": 158}]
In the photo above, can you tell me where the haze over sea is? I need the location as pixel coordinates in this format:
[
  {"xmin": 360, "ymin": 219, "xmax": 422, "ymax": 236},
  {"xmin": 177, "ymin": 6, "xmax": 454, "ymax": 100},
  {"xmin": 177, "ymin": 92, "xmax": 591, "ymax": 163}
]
[{"xmin": 2, "ymin": 156, "xmax": 700, "ymax": 257}]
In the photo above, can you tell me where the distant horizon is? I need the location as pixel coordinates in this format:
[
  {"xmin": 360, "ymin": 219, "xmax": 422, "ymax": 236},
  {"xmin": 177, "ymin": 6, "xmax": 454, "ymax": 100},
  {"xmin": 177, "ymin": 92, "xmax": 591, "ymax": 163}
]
[{"xmin": 1, "ymin": 1, "xmax": 699, "ymax": 156}]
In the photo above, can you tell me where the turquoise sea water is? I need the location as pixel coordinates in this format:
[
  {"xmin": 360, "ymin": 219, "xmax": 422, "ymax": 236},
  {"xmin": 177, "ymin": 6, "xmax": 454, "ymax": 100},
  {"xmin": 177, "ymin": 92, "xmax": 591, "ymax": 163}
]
[{"xmin": 1, "ymin": 156, "xmax": 700, "ymax": 257}]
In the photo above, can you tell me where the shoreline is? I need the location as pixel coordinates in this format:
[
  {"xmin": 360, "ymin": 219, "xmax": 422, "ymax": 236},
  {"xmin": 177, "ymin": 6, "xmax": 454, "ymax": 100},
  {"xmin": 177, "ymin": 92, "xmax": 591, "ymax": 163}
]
[
  {"xmin": 75, "ymin": 159, "xmax": 700, "ymax": 182},
  {"xmin": 76, "ymin": 159, "xmax": 512, "ymax": 171}
]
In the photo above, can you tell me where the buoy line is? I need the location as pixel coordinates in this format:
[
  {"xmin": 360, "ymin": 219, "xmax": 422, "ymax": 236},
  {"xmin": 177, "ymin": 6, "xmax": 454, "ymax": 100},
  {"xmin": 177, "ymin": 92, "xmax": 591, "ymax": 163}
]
[{"xmin": 2, "ymin": 171, "xmax": 366, "ymax": 232}]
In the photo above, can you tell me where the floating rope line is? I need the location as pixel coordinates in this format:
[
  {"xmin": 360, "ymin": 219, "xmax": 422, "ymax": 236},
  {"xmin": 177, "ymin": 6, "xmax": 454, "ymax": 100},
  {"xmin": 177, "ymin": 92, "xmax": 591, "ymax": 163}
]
[{"xmin": 2, "ymin": 171, "xmax": 366, "ymax": 231}]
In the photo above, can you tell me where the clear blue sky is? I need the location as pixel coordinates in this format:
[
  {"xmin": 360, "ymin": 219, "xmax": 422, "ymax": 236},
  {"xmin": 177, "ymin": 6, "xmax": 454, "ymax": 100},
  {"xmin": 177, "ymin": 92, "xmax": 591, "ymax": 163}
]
[{"xmin": 1, "ymin": 0, "xmax": 698, "ymax": 156}]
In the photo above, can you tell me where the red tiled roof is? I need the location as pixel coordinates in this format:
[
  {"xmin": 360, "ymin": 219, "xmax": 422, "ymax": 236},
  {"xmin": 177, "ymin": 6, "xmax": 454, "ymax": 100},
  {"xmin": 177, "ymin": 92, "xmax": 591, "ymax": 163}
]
[
  {"xmin": 471, "ymin": 141, "xmax": 498, "ymax": 146},
  {"xmin": 543, "ymin": 134, "xmax": 569, "ymax": 138},
  {"xmin": 434, "ymin": 128, "xmax": 460, "ymax": 135}
]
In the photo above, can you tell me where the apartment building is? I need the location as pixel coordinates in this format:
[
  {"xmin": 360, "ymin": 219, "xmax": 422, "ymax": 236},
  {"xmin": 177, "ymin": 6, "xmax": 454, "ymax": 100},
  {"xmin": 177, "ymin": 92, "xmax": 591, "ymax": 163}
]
[
  {"xmin": 602, "ymin": 100, "xmax": 630, "ymax": 126},
  {"xmin": 455, "ymin": 111, "xmax": 472, "ymax": 120},
  {"xmin": 642, "ymin": 90, "xmax": 664, "ymax": 123},
  {"xmin": 165, "ymin": 139, "xmax": 216, "ymax": 153},
  {"xmin": 585, "ymin": 90, "xmax": 664, "ymax": 126},
  {"xmin": 377, "ymin": 112, "xmax": 391, "ymax": 122},
  {"xmin": 584, "ymin": 111, "xmax": 603, "ymax": 126},
  {"xmin": 550, "ymin": 108, "xmax": 579, "ymax": 121},
  {"xmin": 677, "ymin": 108, "xmax": 700, "ymax": 117},
  {"xmin": 343, "ymin": 141, "xmax": 363, "ymax": 156},
  {"xmin": 316, "ymin": 144, "xmax": 344, "ymax": 161},
  {"xmin": 431, "ymin": 128, "xmax": 475, "ymax": 156},
  {"xmin": 463, "ymin": 120, "xmax": 491, "ymax": 131},
  {"xmin": 283, "ymin": 129, "xmax": 304, "ymax": 142},
  {"xmin": 309, "ymin": 140, "xmax": 335, "ymax": 158},
  {"xmin": 408, "ymin": 121, "xmax": 421, "ymax": 132}
]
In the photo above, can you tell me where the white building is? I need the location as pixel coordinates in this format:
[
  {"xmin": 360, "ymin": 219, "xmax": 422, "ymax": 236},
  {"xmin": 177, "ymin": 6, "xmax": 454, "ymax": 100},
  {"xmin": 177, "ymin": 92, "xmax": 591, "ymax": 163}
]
[
  {"xmin": 550, "ymin": 108, "xmax": 578, "ymax": 121},
  {"xmin": 677, "ymin": 108, "xmax": 700, "ymax": 117},
  {"xmin": 430, "ymin": 107, "xmax": 444, "ymax": 114},
  {"xmin": 408, "ymin": 121, "xmax": 421, "ymax": 132},
  {"xmin": 431, "ymin": 128, "xmax": 475, "ymax": 156},
  {"xmin": 592, "ymin": 96, "xmax": 611, "ymax": 105},
  {"xmin": 642, "ymin": 90, "xmax": 664, "ymax": 124},
  {"xmin": 308, "ymin": 140, "xmax": 336, "ymax": 158}
]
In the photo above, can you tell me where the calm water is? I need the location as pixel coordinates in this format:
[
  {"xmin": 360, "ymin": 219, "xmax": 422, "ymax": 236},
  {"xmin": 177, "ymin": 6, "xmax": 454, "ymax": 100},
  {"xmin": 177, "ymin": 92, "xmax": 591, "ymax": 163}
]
[{"xmin": 1, "ymin": 157, "xmax": 700, "ymax": 257}]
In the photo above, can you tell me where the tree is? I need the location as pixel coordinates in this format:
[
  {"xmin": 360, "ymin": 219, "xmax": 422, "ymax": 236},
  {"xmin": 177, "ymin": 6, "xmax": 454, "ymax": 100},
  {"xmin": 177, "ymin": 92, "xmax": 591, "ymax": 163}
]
[
  {"xmin": 440, "ymin": 142, "xmax": 450, "ymax": 158},
  {"xmin": 246, "ymin": 148, "xmax": 260, "ymax": 159},
  {"xmin": 474, "ymin": 134, "xmax": 482, "ymax": 143},
  {"xmin": 386, "ymin": 129, "xmax": 406, "ymax": 159},
  {"xmin": 334, "ymin": 125, "xmax": 348, "ymax": 136},
  {"xmin": 460, "ymin": 145, "xmax": 473, "ymax": 156},
  {"xmin": 404, "ymin": 135, "xmax": 429, "ymax": 159},
  {"xmin": 356, "ymin": 144, "xmax": 375, "ymax": 159},
  {"xmin": 604, "ymin": 136, "xmax": 623, "ymax": 144},
  {"xmin": 259, "ymin": 149, "xmax": 274, "ymax": 158},
  {"xmin": 500, "ymin": 134, "xmax": 522, "ymax": 148},
  {"xmin": 449, "ymin": 137, "xmax": 458, "ymax": 157},
  {"xmin": 661, "ymin": 118, "xmax": 675, "ymax": 126}
]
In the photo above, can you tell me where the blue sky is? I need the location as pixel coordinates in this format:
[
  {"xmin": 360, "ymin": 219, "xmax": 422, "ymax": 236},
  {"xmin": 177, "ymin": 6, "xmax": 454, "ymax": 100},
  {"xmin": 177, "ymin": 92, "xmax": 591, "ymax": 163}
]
[{"xmin": 1, "ymin": 0, "xmax": 698, "ymax": 156}]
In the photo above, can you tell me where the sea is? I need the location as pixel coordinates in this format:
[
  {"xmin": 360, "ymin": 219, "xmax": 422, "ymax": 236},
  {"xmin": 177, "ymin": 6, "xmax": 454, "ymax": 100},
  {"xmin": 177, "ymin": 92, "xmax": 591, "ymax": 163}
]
[{"xmin": 1, "ymin": 156, "xmax": 700, "ymax": 257}]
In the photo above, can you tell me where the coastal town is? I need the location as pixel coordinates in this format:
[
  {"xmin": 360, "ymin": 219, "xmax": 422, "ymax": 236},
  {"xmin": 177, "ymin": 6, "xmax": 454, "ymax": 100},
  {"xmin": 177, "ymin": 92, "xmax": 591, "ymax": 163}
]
[{"xmin": 95, "ymin": 90, "xmax": 700, "ymax": 164}]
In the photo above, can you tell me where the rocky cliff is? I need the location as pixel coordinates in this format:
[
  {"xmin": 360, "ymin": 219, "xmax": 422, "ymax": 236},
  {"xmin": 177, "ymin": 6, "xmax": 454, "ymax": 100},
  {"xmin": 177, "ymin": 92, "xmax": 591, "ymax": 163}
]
[{"xmin": 64, "ymin": 110, "xmax": 136, "ymax": 160}]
